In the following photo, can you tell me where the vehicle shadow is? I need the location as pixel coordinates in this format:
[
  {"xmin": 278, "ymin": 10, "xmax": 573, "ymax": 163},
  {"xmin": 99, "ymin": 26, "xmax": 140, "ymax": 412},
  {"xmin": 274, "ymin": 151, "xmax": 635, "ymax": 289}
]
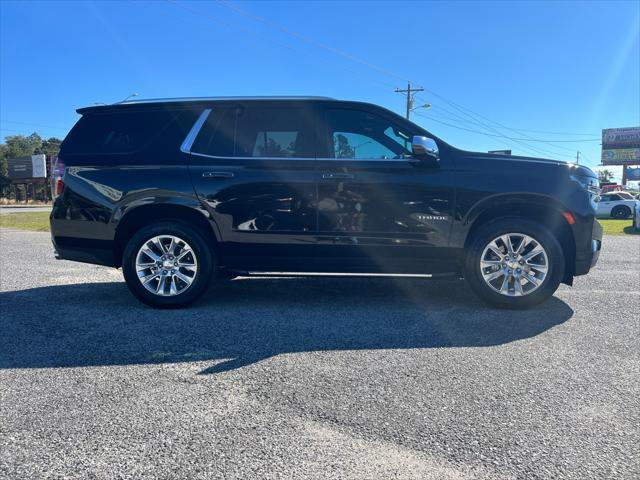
[{"xmin": 0, "ymin": 277, "xmax": 574, "ymax": 374}]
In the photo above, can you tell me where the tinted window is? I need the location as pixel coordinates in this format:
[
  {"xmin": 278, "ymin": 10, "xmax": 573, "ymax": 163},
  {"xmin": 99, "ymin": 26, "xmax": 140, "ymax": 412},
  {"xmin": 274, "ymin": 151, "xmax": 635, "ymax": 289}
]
[
  {"xmin": 325, "ymin": 109, "xmax": 413, "ymax": 160},
  {"xmin": 192, "ymin": 106, "xmax": 316, "ymax": 158},
  {"xmin": 62, "ymin": 109, "xmax": 185, "ymax": 155}
]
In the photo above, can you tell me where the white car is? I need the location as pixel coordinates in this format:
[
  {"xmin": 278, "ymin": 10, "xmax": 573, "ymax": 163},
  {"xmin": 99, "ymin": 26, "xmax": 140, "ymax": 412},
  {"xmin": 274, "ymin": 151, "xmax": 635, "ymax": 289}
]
[{"xmin": 595, "ymin": 191, "xmax": 640, "ymax": 219}]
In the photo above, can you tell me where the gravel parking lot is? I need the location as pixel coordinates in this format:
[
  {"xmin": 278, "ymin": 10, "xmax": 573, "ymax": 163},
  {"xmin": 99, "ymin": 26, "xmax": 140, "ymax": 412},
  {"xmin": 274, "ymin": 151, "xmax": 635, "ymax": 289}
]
[{"xmin": 1, "ymin": 229, "xmax": 639, "ymax": 479}]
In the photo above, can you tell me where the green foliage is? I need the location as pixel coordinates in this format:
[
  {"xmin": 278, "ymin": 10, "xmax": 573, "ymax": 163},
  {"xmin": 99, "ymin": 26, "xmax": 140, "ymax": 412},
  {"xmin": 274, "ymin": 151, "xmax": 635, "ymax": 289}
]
[
  {"xmin": 598, "ymin": 169, "xmax": 614, "ymax": 183},
  {"xmin": 0, "ymin": 133, "xmax": 62, "ymax": 189}
]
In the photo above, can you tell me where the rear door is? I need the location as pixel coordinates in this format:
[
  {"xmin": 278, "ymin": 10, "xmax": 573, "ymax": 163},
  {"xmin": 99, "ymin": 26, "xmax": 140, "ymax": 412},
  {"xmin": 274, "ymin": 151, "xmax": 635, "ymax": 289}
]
[
  {"xmin": 315, "ymin": 105, "xmax": 456, "ymax": 273},
  {"xmin": 187, "ymin": 102, "xmax": 320, "ymax": 270}
]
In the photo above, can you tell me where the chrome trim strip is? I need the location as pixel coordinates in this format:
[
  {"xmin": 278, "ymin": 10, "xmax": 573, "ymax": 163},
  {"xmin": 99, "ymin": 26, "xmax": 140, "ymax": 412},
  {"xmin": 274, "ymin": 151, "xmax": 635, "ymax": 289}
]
[
  {"xmin": 189, "ymin": 151, "xmax": 411, "ymax": 162},
  {"xmin": 241, "ymin": 272, "xmax": 434, "ymax": 278},
  {"xmin": 180, "ymin": 109, "xmax": 211, "ymax": 154}
]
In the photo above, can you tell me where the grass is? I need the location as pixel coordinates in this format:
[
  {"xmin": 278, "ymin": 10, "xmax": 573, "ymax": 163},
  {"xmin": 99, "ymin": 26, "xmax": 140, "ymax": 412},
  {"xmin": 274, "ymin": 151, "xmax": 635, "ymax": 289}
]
[
  {"xmin": 0, "ymin": 212, "xmax": 51, "ymax": 232},
  {"xmin": 0, "ymin": 211, "xmax": 638, "ymax": 236},
  {"xmin": 598, "ymin": 219, "xmax": 638, "ymax": 236}
]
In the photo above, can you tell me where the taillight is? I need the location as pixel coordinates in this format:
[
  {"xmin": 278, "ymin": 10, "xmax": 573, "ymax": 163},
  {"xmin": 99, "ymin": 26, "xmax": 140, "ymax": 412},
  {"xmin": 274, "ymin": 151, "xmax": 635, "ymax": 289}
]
[
  {"xmin": 55, "ymin": 178, "xmax": 64, "ymax": 196},
  {"xmin": 51, "ymin": 156, "xmax": 65, "ymax": 199}
]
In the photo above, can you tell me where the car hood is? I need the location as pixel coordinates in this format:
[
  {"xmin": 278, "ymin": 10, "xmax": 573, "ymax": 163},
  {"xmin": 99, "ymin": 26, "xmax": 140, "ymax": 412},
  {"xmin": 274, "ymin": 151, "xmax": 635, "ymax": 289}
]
[{"xmin": 456, "ymin": 150, "xmax": 596, "ymax": 178}]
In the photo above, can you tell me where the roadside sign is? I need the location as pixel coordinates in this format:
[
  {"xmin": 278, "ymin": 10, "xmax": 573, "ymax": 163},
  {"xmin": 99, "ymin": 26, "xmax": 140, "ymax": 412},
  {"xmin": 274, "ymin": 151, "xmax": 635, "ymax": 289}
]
[
  {"xmin": 7, "ymin": 154, "xmax": 48, "ymax": 179},
  {"xmin": 627, "ymin": 167, "xmax": 640, "ymax": 181},
  {"xmin": 601, "ymin": 148, "xmax": 640, "ymax": 165},
  {"xmin": 601, "ymin": 127, "xmax": 640, "ymax": 165},
  {"xmin": 602, "ymin": 127, "xmax": 640, "ymax": 148}
]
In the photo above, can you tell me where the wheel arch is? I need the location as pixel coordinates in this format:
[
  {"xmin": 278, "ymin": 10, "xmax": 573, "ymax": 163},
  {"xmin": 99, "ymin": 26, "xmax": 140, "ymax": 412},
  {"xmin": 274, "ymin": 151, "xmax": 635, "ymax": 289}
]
[
  {"xmin": 462, "ymin": 194, "xmax": 576, "ymax": 284},
  {"xmin": 113, "ymin": 202, "xmax": 220, "ymax": 267}
]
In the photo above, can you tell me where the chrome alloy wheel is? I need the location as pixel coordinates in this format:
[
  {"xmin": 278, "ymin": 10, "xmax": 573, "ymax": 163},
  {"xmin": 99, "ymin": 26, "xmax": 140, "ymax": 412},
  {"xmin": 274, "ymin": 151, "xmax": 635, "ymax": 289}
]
[
  {"xmin": 479, "ymin": 233, "xmax": 549, "ymax": 297},
  {"xmin": 135, "ymin": 235, "xmax": 198, "ymax": 296}
]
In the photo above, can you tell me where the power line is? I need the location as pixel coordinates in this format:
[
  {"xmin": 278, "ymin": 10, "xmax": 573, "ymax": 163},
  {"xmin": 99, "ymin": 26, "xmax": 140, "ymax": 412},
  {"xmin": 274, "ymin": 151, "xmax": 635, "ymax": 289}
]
[
  {"xmin": 167, "ymin": 0, "xmax": 599, "ymax": 161},
  {"xmin": 416, "ymin": 112, "xmax": 573, "ymax": 159},
  {"xmin": 414, "ymin": 101, "xmax": 569, "ymax": 159},
  {"xmin": 1, "ymin": 121, "xmax": 68, "ymax": 131},
  {"xmin": 423, "ymin": 105, "xmax": 599, "ymax": 141},
  {"xmin": 165, "ymin": 0, "xmax": 396, "ymax": 91},
  {"xmin": 417, "ymin": 114, "xmax": 599, "ymax": 142},
  {"xmin": 212, "ymin": 0, "xmax": 407, "ymax": 84},
  {"xmin": 213, "ymin": 1, "xmax": 598, "ymax": 147},
  {"xmin": 414, "ymin": 91, "xmax": 583, "ymax": 156}
]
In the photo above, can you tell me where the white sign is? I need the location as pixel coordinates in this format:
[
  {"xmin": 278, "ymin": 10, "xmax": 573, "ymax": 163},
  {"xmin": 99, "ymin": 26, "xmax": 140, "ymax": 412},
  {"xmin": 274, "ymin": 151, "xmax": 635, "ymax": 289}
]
[{"xmin": 31, "ymin": 154, "xmax": 47, "ymax": 178}]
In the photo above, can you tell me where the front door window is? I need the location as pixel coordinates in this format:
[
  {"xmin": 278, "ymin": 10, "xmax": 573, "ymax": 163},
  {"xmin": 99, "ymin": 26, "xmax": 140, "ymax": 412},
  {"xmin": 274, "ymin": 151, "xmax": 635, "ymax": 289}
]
[{"xmin": 325, "ymin": 109, "xmax": 413, "ymax": 160}]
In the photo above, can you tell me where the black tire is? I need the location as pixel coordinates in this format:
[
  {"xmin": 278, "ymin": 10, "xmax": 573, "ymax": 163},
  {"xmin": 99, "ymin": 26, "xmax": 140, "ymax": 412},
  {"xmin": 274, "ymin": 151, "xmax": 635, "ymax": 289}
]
[
  {"xmin": 463, "ymin": 218, "xmax": 565, "ymax": 309},
  {"xmin": 122, "ymin": 221, "xmax": 216, "ymax": 308},
  {"xmin": 611, "ymin": 205, "xmax": 631, "ymax": 220}
]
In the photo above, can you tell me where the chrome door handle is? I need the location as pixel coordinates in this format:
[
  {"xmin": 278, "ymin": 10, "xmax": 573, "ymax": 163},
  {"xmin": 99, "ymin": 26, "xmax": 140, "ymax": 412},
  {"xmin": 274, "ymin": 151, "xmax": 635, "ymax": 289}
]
[
  {"xmin": 203, "ymin": 171, "xmax": 234, "ymax": 179},
  {"xmin": 322, "ymin": 173, "xmax": 354, "ymax": 180}
]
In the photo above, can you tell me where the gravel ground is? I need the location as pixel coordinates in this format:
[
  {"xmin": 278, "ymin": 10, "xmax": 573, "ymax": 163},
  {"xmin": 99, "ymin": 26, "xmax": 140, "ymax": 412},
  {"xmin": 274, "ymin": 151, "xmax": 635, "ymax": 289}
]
[{"xmin": 1, "ymin": 229, "xmax": 639, "ymax": 479}]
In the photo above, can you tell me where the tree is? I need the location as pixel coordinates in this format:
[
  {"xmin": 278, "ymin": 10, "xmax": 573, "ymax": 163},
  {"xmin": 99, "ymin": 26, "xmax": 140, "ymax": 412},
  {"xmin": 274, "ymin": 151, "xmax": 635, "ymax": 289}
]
[
  {"xmin": 0, "ymin": 133, "xmax": 62, "ymax": 192},
  {"xmin": 334, "ymin": 134, "xmax": 355, "ymax": 159},
  {"xmin": 39, "ymin": 137, "xmax": 62, "ymax": 157},
  {"xmin": 598, "ymin": 169, "xmax": 614, "ymax": 183}
]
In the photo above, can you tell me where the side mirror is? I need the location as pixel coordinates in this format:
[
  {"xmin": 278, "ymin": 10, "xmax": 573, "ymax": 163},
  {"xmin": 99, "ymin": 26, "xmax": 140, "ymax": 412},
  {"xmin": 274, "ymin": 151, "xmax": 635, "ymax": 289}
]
[{"xmin": 411, "ymin": 136, "xmax": 439, "ymax": 160}]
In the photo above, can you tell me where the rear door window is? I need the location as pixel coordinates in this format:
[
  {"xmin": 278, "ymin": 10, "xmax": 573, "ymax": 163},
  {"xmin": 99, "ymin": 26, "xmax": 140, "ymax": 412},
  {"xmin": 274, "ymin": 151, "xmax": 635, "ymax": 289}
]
[{"xmin": 191, "ymin": 106, "xmax": 316, "ymax": 159}]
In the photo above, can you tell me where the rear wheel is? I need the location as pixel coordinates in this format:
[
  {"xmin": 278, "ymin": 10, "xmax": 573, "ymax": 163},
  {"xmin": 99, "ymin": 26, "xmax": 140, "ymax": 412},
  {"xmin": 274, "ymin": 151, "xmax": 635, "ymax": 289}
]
[
  {"xmin": 611, "ymin": 205, "xmax": 631, "ymax": 219},
  {"xmin": 122, "ymin": 221, "xmax": 215, "ymax": 308},
  {"xmin": 464, "ymin": 218, "xmax": 564, "ymax": 309}
]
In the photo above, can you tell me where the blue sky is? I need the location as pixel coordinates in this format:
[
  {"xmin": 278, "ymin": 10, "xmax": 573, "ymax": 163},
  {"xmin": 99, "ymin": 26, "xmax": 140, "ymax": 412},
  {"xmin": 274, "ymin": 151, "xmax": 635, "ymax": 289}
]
[{"xmin": 1, "ymin": 0, "xmax": 639, "ymax": 176}]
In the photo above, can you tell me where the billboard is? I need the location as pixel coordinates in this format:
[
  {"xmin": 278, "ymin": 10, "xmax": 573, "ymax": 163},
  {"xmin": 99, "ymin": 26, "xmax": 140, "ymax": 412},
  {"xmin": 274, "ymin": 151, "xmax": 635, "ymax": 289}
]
[
  {"xmin": 601, "ymin": 148, "xmax": 640, "ymax": 165},
  {"xmin": 7, "ymin": 154, "xmax": 48, "ymax": 180},
  {"xmin": 601, "ymin": 127, "xmax": 640, "ymax": 165},
  {"xmin": 627, "ymin": 168, "xmax": 640, "ymax": 181}
]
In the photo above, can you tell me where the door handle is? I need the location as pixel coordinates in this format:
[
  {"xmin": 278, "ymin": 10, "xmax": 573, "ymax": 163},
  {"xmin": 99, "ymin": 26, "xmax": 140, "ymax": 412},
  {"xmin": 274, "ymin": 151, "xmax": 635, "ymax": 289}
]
[
  {"xmin": 322, "ymin": 173, "xmax": 354, "ymax": 180},
  {"xmin": 202, "ymin": 171, "xmax": 234, "ymax": 179}
]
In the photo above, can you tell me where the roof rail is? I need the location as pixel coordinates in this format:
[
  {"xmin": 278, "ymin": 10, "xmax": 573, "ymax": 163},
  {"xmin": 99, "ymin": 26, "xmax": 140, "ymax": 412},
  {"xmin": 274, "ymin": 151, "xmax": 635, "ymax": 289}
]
[{"xmin": 114, "ymin": 95, "xmax": 336, "ymax": 105}]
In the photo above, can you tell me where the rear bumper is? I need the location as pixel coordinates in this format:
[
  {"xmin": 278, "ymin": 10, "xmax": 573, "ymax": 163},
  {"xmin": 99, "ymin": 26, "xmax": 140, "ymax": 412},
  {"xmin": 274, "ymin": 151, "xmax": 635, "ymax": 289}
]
[
  {"xmin": 51, "ymin": 234, "xmax": 117, "ymax": 267},
  {"xmin": 574, "ymin": 219, "xmax": 602, "ymax": 276}
]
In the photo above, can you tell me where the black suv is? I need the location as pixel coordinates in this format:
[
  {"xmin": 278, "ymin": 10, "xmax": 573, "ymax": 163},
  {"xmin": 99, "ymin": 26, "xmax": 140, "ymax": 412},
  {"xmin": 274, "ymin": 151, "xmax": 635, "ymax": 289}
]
[{"xmin": 51, "ymin": 96, "xmax": 602, "ymax": 308}]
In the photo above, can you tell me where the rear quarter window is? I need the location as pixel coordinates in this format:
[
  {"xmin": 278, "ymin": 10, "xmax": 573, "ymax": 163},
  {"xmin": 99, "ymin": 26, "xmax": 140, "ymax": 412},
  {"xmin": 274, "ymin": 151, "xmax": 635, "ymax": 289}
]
[{"xmin": 61, "ymin": 109, "xmax": 199, "ymax": 155}]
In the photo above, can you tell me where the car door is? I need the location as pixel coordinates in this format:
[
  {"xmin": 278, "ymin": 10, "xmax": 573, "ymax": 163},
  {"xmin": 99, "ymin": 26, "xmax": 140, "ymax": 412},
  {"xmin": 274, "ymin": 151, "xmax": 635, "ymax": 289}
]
[
  {"xmin": 187, "ymin": 102, "xmax": 320, "ymax": 271},
  {"xmin": 314, "ymin": 105, "xmax": 456, "ymax": 273},
  {"xmin": 596, "ymin": 194, "xmax": 614, "ymax": 216}
]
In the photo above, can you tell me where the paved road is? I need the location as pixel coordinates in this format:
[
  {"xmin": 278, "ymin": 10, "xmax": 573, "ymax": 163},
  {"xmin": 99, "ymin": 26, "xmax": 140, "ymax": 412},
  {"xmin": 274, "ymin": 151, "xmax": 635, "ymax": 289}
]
[
  {"xmin": 0, "ymin": 206, "xmax": 52, "ymax": 214},
  {"xmin": 1, "ymin": 229, "xmax": 639, "ymax": 479}
]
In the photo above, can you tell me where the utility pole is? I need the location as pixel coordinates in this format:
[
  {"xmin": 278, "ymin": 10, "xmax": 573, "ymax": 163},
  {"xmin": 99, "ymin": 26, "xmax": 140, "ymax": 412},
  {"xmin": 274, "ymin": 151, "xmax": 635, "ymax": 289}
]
[
  {"xmin": 395, "ymin": 82, "xmax": 424, "ymax": 120},
  {"xmin": 576, "ymin": 151, "xmax": 580, "ymax": 164}
]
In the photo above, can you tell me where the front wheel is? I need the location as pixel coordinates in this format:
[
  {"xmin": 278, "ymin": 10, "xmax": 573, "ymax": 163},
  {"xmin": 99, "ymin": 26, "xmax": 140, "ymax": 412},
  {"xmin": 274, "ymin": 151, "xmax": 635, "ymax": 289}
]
[
  {"xmin": 464, "ymin": 218, "xmax": 565, "ymax": 309},
  {"xmin": 122, "ymin": 221, "xmax": 215, "ymax": 308}
]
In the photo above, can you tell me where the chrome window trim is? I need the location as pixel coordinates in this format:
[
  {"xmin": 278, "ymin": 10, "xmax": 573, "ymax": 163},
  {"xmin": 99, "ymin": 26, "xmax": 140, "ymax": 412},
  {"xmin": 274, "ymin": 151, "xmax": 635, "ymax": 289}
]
[
  {"xmin": 180, "ymin": 109, "xmax": 211, "ymax": 154},
  {"xmin": 189, "ymin": 151, "xmax": 413, "ymax": 162},
  {"xmin": 184, "ymin": 108, "xmax": 412, "ymax": 162}
]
